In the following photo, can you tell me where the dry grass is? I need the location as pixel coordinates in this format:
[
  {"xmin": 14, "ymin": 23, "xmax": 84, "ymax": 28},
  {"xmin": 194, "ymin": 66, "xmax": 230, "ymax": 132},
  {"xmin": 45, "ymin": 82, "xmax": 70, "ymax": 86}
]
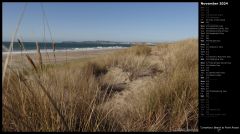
[
  {"xmin": 138, "ymin": 39, "xmax": 198, "ymax": 131},
  {"xmin": 129, "ymin": 44, "xmax": 152, "ymax": 56},
  {"xmin": 35, "ymin": 41, "xmax": 43, "ymax": 69},
  {"xmin": 2, "ymin": 38, "xmax": 198, "ymax": 132}
]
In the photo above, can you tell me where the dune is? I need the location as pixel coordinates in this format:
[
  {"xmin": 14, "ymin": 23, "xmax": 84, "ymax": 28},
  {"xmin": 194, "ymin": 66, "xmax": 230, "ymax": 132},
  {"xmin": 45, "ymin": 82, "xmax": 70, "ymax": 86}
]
[{"xmin": 2, "ymin": 39, "xmax": 198, "ymax": 132}]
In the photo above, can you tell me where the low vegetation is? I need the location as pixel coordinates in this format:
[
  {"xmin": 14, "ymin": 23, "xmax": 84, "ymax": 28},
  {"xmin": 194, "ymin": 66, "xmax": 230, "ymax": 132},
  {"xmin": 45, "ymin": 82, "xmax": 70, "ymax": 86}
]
[{"xmin": 2, "ymin": 39, "xmax": 198, "ymax": 132}]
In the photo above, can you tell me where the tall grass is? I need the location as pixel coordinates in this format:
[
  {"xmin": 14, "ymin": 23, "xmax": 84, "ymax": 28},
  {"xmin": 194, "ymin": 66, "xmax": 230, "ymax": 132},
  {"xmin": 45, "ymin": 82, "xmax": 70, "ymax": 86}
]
[
  {"xmin": 132, "ymin": 39, "xmax": 198, "ymax": 131},
  {"xmin": 2, "ymin": 39, "xmax": 198, "ymax": 132},
  {"xmin": 129, "ymin": 45, "xmax": 152, "ymax": 56}
]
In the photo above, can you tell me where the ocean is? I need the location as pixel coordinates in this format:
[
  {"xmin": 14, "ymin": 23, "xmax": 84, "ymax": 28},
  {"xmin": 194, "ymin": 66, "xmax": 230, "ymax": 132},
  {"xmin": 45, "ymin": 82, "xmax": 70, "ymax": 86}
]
[{"xmin": 2, "ymin": 42, "xmax": 132, "ymax": 55}]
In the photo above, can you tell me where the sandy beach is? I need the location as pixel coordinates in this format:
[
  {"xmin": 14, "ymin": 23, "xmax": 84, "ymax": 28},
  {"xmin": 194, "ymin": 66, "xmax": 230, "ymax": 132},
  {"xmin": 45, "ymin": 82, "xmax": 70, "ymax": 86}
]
[{"xmin": 2, "ymin": 48, "xmax": 127, "ymax": 65}]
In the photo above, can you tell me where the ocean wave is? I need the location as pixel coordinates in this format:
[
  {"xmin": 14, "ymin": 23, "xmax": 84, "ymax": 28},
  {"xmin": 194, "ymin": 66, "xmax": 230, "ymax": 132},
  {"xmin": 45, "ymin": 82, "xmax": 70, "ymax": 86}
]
[{"xmin": 2, "ymin": 46, "xmax": 128, "ymax": 55}]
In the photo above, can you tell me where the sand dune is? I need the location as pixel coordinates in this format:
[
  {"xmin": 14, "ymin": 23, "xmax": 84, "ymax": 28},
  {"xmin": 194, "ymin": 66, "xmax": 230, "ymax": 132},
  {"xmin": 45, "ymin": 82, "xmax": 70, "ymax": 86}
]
[{"xmin": 2, "ymin": 39, "xmax": 198, "ymax": 132}]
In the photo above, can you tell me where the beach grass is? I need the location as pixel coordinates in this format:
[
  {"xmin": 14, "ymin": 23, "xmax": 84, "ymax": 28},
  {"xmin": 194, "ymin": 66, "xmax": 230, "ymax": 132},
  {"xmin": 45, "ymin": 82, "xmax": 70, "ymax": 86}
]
[{"xmin": 2, "ymin": 38, "xmax": 198, "ymax": 132}]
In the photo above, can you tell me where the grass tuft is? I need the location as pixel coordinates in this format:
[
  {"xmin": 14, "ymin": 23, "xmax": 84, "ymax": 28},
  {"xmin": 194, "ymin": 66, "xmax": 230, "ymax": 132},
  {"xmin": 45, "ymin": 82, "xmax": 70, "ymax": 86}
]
[{"xmin": 129, "ymin": 45, "xmax": 152, "ymax": 56}]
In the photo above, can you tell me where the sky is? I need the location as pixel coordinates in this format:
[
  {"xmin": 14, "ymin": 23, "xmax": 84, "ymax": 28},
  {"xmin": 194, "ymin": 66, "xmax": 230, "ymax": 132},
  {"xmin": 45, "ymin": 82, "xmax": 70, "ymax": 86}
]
[{"xmin": 3, "ymin": 2, "xmax": 198, "ymax": 42}]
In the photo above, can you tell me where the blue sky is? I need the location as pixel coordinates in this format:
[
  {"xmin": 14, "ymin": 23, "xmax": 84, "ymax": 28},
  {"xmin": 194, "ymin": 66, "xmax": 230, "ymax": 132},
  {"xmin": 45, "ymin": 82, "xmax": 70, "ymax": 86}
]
[{"xmin": 3, "ymin": 2, "xmax": 198, "ymax": 42}]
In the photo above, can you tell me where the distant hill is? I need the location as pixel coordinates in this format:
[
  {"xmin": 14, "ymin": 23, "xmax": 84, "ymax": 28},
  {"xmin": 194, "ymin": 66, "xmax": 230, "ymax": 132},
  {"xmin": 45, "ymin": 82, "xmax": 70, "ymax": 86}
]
[{"xmin": 61, "ymin": 40, "xmax": 131, "ymax": 44}]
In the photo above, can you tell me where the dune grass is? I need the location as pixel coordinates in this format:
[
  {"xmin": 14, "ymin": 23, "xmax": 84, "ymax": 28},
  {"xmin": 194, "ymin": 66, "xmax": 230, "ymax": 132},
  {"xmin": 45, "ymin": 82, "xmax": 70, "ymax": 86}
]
[
  {"xmin": 128, "ymin": 44, "xmax": 152, "ymax": 56},
  {"xmin": 2, "ymin": 39, "xmax": 198, "ymax": 132}
]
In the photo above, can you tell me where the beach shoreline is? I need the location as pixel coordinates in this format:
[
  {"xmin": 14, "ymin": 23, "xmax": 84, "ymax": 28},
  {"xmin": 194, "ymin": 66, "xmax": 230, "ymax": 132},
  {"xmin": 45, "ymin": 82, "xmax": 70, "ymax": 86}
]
[{"xmin": 2, "ymin": 47, "xmax": 127, "ymax": 65}]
